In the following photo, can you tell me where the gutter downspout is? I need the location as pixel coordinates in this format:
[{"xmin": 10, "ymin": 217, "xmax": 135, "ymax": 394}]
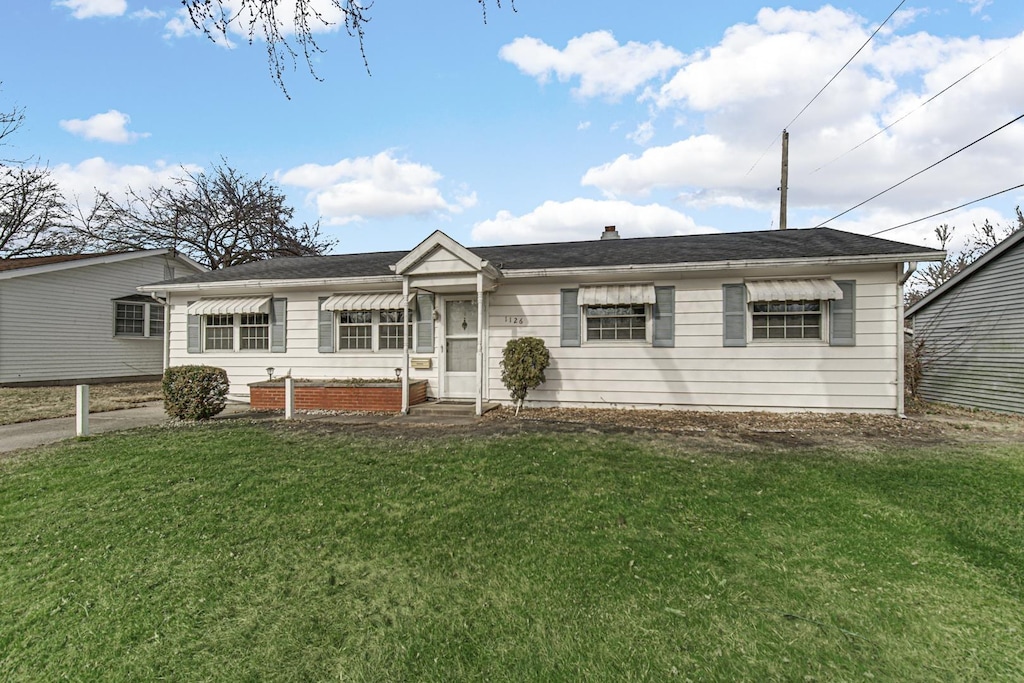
[
  {"xmin": 896, "ymin": 262, "xmax": 917, "ymax": 418},
  {"xmin": 150, "ymin": 292, "xmax": 170, "ymax": 374}
]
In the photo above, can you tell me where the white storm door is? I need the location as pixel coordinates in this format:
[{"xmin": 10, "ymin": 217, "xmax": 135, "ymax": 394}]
[{"xmin": 444, "ymin": 298, "xmax": 478, "ymax": 399}]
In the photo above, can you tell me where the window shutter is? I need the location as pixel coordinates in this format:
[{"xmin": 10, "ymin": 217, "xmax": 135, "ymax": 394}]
[
  {"xmin": 830, "ymin": 280, "xmax": 856, "ymax": 346},
  {"xmin": 270, "ymin": 298, "xmax": 287, "ymax": 353},
  {"xmin": 653, "ymin": 286, "xmax": 675, "ymax": 348},
  {"xmin": 187, "ymin": 302, "xmax": 201, "ymax": 353},
  {"xmin": 722, "ymin": 284, "xmax": 747, "ymax": 347},
  {"xmin": 318, "ymin": 297, "xmax": 334, "ymax": 353},
  {"xmin": 560, "ymin": 289, "xmax": 580, "ymax": 347},
  {"xmin": 415, "ymin": 293, "xmax": 435, "ymax": 353}
]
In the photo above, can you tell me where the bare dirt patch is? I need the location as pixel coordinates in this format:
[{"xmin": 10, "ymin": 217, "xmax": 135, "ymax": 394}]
[
  {"xmin": 260, "ymin": 400, "xmax": 1024, "ymax": 453},
  {"xmin": 0, "ymin": 381, "xmax": 162, "ymax": 425}
]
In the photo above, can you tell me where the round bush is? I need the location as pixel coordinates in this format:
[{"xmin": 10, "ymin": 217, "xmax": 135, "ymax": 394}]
[{"xmin": 162, "ymin": 365, "xmax": 230, "ymax": 420}]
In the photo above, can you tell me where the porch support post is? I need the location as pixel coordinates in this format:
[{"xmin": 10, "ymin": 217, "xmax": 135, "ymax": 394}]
[
  {"xmin": 476, "ymin": 272, "xmax": 484, "ymax": 417},
  {"xmin": 401, "ymin": 277, "xmax": 411, "ymax": 414}
]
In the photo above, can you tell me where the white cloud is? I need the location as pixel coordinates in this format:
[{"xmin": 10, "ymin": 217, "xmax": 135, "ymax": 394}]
[
  {"xmin": 56, "ymin": 0, "xmax": 126, "ymax": 19},
  {"xmin": 627, "ymin": 121, "xmax": 655, "ymax": 146},
  {"xmin": 59, "ymin": 110, "xmax": 150, "ymax": 144},
  {"xmin": 164, "ymin": 0, "xmax": 343, "ymax": 48},
  {"xmin": 959, "ymin": 0, "xmax": 992, "ymax": 16},
  {"xmin": 499, "ymin": 31, "xmax": 684, "ymax": 100},
  {"xmin": 131, "ymin": 8, "xmax": 166, "ymax": 21},
  {"xmin": 471, "ymin": 198, "xmax": 713, "ymax": 245},
  {"xmin": 279, "ymin": 151, "xmax": 471, "ymax": 225},
  {"xmin": 569, "ymin": 7, "xmax": 1024, "ymax": 237},
  {"xmin": 577, "ymin": 121, "xmax": 591, "ymax": 131},
  {"xmin": 51, "ymin": 157, "xmax": 199, "ymax": 204}
]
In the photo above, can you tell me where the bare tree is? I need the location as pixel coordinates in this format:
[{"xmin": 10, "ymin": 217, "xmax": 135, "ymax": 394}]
[
  {"xmin": 905, "ymin": 208, "xmax": 1024, "ymax": 306},
  {"xmin": 0, "ymin": 165, "xmax": 76, "ymax": 259},
  {"xmin": 1, "ymin": 84, "xmax": 27, "ymax": 164},
  {"xmin": 183, "ymin": 0, "xmax": 515, "ymax": 96},
  {"xmin": 76, "ymin": 161, "xmax": 336, "ymax": 269}
]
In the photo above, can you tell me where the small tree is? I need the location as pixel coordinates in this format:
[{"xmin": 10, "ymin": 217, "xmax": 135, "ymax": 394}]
[{"xmin": 500, "ymin": 337, "xmax": 550, "ymax": 416}]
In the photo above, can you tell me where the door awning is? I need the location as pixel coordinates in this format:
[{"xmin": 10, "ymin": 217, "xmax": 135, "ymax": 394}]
[
  {"xmin": 187, "ymin": 296, "xmax": 272, "ymax": 316},
  {"xmin": 745, "ymin": 279, "xmax": 844, "ymax": 302},
  {"xmin": 321, "ymin": 292, "xmax": 408, "ymax": 311},
  {"xmin": 578, "ymin": 284, "xmax": 656, "ymax": 306}
]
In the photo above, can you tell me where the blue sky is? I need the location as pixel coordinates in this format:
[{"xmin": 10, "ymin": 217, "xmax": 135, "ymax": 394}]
[{"xmin": 2, "ymin": 0, "xmax": 1023, "ymax": 255}]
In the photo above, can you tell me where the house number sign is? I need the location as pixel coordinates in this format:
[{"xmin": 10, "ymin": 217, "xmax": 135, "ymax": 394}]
[{"xmin": 503, "ymin": 315, "xmax": 526, "ymax": 325}]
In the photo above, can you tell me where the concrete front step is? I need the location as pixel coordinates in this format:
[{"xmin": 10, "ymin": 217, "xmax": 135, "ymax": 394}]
[{"xmin": 407, "ymin": 401, "xmax": 501, "ymax": 417}]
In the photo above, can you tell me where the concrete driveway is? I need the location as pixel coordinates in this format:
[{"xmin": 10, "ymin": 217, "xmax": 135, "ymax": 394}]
[{"xmin": 0, "ymin": 401, "xmax": 250, "ymax": 454}]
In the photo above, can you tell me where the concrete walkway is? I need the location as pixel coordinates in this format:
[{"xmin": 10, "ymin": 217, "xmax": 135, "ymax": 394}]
[{"xmin": 0, "ymin": 401, "xmax": 250, "ymax": 454}]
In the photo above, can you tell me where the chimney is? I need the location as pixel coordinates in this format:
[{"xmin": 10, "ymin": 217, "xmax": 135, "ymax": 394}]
[{"xmin": 600, "ymin": 225, "xmax": 620, "ymax": 240}]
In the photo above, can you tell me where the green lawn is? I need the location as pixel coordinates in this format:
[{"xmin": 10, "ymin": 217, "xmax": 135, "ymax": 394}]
[{"xmin": 1, "ymin": 423, "xmax": 1022, "ymax": 681}]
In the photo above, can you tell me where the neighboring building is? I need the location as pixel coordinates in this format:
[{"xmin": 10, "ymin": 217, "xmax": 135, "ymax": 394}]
[
  {"xmin": 0, "ymin": 249, "xmax": 206, "ymax": 386},
  {"xmin": 140, "ymin": 227, "xmax": 943, "ymax": 415},
  {"xmin": 904, "ymin": 228, "xmax": 1024, "ymax": 414}
]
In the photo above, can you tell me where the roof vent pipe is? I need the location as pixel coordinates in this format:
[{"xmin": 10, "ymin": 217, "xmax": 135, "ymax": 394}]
[{"xmin": 600, "ymin": 225, "xmax": 620, "ymax": 240}]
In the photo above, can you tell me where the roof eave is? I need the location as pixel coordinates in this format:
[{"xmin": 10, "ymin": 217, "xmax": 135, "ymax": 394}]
[
  {"xmin": 138, "ymin": 273, "xmax": 403, "ymax": 293},
  {"xmin": 502, "ymin": 251, "xmax": 945, "ymax": 279},
  {"xmin": 0, "ymin": 248, "xmax": 181, "ymax": 281}
]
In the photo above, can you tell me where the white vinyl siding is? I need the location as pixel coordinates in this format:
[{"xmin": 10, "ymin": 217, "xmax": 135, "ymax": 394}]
[
  {"xmin": 168, "ymin": 292, "xmax": 435, "ymax": 400},
  {"xmin": 164, "ymin": 266, "xmax": 899, "ymax": 412},
  {"xmin": 0, "ymin": 255, "xmax": 200, "ymax": 384},
  {"xmin": 487, "ymin": 268, "xmax": 898, "ymax": 413}
]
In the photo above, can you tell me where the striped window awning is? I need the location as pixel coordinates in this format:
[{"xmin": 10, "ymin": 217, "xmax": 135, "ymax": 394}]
[
  {"xmin": 745, "ymin": 279, "xmax": 844, "ymax": 302},
  {"xmin": 187, "ymin": 296, "xmax": 272, "ymax": 316},
  {"xmin": 321, "ymin": 292, "xmax": 408, "ymax": 311},
  {"xmin": 578, "ymin": 284, "xmax": 656, "ymax": 306}
]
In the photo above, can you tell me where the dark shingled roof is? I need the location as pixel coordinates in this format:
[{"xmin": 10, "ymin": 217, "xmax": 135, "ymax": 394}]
[{"xmin": 160, "ymin": 228, "xmax": 942, "ymax": 286}]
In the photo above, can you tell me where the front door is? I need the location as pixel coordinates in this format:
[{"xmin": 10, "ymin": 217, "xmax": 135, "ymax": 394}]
[{"xmin": 444, "ymin": 298, "xmax": 478, "ymax": 399}]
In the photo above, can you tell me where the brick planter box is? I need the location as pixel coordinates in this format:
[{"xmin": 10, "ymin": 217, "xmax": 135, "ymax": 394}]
[{"xmin": 248, "ymin": 379, "xmax": 428, "ymax": 413}]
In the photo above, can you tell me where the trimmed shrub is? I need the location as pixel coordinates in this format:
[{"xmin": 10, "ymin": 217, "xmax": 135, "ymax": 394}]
[
  {"xmin": 162, "ymin": 365, "xmax": 230, "ymax": 420},
  {"xmin": 500, "ymin": 337, "xmax": 550, "ymax": 415}
]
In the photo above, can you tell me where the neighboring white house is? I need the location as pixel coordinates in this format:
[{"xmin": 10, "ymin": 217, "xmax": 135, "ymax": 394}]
[
  {"xmin": 0, "ymin": 249, "xmax": 206, "ymax": 386},
  {"xmin": 140, "ymin": 227, "xmax": 944, "ymax": 415},
  {"xmin": 904, "ymin": 228, "xmax": 1024, "ymax": 414}
]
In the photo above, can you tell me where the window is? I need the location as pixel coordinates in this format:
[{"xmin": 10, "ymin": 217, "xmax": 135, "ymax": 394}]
[
  {"xmin": 188, "ymin": 298, "xmax": 286, "ymax": 354},
  {"xmin": 240, "ymin": 313, "xmax": 270, "ymax": 350},
  {"xmin": 378, "ymin": 309, "xmax": 412, "ymax": 350},
  {"xmin": 585, "ymin": 305, "xmax": 647, "ymax": 341},
  {"xmin": 149, "ymin": 304, "xmax": 164, "ymax": 337},
  {"xmin": 114, "ymin": 299, "xmax": 164, "ymax": 338},
  {"xmin": 115, "ymin": 303, "xmax": 145, "ymax": 336},
  {"xmin": 338, "ymin": 311, "xmax": 372, "ymax": 350},
  {"xmin": 204, "ymin": 314, "xmax": 234, "ymax": 350},
  {"xmin": 751, "ymin": 300, "xmax": 821, "ymax": 340}
]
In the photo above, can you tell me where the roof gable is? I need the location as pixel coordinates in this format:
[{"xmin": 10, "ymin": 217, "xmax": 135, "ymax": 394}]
[
  {"xmin": 394, "ymin": 231, "xmax": 490, "ymax": 275},
  {"xmin": 0, "ymin": 249, "xmax": 206, "ymax": 281},
  {"xmin": 905, "ymin": 228, "xmax": 1024, "ymax": 318}
]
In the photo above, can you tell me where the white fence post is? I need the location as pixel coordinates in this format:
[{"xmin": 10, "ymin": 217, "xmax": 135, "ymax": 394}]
[
  {"xmin": 284, "ymin": 376, "xmax": 294, "ymax": 420},
  {"xmin": 76, "ymin": 384, "xmax": 89, "ymax": 437}
]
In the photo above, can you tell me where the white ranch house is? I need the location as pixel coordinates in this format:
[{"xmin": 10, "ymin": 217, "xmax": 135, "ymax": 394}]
[
  {"xmin": 140, "ymin": 227, "xmax": 944, "ymax": 415},
  {"xmin": 0, "ymin": 249, "xmax": 205, "ymax": 386}
]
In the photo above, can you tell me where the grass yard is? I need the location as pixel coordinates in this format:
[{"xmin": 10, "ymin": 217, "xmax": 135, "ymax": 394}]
[
  {"xmin": 1, "ymin": 423, "xmax": 1022, "ymax": 681},
  {"xmin": 0, "ymin": 382, "xmax": 163, "ymax": 425}
]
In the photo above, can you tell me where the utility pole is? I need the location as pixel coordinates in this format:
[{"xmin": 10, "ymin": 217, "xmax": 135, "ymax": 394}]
[{"xmin": 779, "ymin": 129, "xmax": 789, "ymax": 230}]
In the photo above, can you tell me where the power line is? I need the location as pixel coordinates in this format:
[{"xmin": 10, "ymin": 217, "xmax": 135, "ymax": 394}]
[
  {"xmin": 810, "ymin": 44, "xmax": 1012, "ymax": 175},
  {"xmin": 811, "ymin": 112, "xmax": 1024, "ymax": 228},
  {"xmin": 869, "ymin": 182, "xmax": 1024, "ymax": 236},
  {"xmin": 745, "ymin": 0, "xmax": 907, "ymax": 176}
]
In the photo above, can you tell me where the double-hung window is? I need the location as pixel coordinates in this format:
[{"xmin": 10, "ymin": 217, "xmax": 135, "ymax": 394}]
[
  {"xmin": 113, "ymin": 297, "xmax": 164, "ymax": 338},
  {"xmin": 561, "ymin": 285, "xmax": 675, "ymax": 347},
  {"xmin": 338, "ymin": 311, "xmax": 373, "ymax": 350},
  {"xmin": 722, "ymin": 279, "xmax": 856, "ymax": 347},
  {"xmin": 186, "ymin": 297, "xmax": 286, "ymax": 353},
  {"xmin": 585, "ymin": 305, "xmax": 647, "ymax": 341},
  {"xmin": 319, "ymin": 292, "xmax": 424, "ymax": 354}
]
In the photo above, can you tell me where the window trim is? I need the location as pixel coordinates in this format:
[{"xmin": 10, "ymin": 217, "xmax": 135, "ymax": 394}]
[
  {"xmin": 583, "ymin": 303, "xmax": 651, "ymax": 344},
  {"xmin": 201, "ymin": 312, "xmax": 271, "ymax": 352},
  {"xmin": 750, "ymin": 299, "xmax": 825, "ymax": 342}
]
